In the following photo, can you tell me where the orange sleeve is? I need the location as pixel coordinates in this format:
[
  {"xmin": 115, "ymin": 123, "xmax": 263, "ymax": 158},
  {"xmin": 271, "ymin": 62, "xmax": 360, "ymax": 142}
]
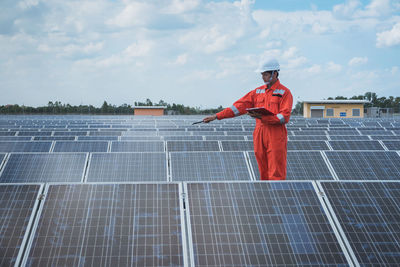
[
  {"xmin": 261, "ymin": 90, "xmax": 293, "ymax": 124},
  {"xmin": 216, "ymin": 90, "xmax": 255, "ymax": 120}
]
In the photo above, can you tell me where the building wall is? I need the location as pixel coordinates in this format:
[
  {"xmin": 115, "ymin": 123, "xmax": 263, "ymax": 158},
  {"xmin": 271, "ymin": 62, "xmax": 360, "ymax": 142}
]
[
  {"xmin": 134, "ymin": 109, "xmax": 164, "ymax": 116},
  {"xmin": 303, "ymin": 103, "xmax": 365, "ymax": 118}
]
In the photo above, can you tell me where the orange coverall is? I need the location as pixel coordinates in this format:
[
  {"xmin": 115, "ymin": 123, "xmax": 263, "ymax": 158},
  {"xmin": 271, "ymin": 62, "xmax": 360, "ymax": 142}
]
[{"xmin": 216, "ymin": 79, "xmax": 293, "ymax": 180}]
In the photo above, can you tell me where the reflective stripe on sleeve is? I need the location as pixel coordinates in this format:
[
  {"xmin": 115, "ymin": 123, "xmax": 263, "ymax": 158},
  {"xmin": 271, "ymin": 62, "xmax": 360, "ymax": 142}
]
[
  {"xmin": 277, "ymin": 113, "xmax": 285, "ymax": 124},
  {"xmin": 230, "ymin": 105, "xmax": 240, "ymax": 116}
]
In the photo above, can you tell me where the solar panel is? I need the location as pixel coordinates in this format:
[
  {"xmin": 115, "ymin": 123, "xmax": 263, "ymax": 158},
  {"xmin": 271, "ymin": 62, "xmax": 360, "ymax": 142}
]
[
  {"xmin": 204, "ymin": 135, "xmax": 246, "ymax": 141},
  {"xmin": 325, "ymin": 151, "xmax": 400, "ymax": 180},
  {"xmin": 358, "ymin": 129, "xmax": 393, "ymax": 135},
  {"xmin": 53, "ymin": 141, "xmax": 109, "ymax": 152},
  {"xmin": 248, "ymin": 152, "xmax": 335, "ymax": 180},
  {"xmin": 89, "ymin": 131, "xmax": 122, "ymax": 136},
  {"xmin": 0, "ymin": 184, "xmax": 42, "ymax": 267},
  {"xmin": 170, "ymin": 152, "xmax": 252, "ymax": 181},
  {"xmin": 370, "ymin": 135, "xmax": 400, "ymax": 140},
  {"xmin": 77, "ymin": 136, "xmax": 119, "ymax": 141},
  {"xmin": 18, "ymin": 131, "xmax": 52, "ymax": 136},
  {"xmin": 111, "ymin": 141, "xmax": 164, "ymax": 152},
  {"xmin": 23, "ymin": 183, "xmax": 186, "ymax": 266},
  {"xmin": 0, "ymin": 153, "xmax": 87, "ymax": 183},
  {"xmin": 287, "ymin": 141, "xmax": 329, "ymax": 150},
  {"xmin": 382, "ymin": 140, "xmax": 400, "ymax": 150},
  {"xmin": 120, "ymin": 136, "xmax": 162, "ymax": 141},
  {"xmin": 292, "ymin": 130, "xmax": 327, "ymax": 135},
  {"xmin": 320, "ymin": 181, "xmax": 400, "ymax": 266},
  {"xmin": 186, "ymin": 182, "xmax": 350, "ymax": 266},
  {"xmin": 328, "ymin": 135, "xmax": 370, "ymax": 141},
  {"xmin": 53, "ymin": 131, "xmax": 87, "ymax": 136},
  {"xmin": 221, "ymin": 141, "xmax": 253, "ymax": 151},
  {"xmin": 288, "ymin": 135, "xmax": 328, "ymax": 141},
  {"xmin": 33, "ymin": 136, "xmax": 76, "ymax": 141},
  {"xmin": 328, "ymin": 140, "xmax": 384, "ymax": 150},
  {"xmin": 0, "ymin": 136, "xmax": 32, "ymax": 141},
  {"xmin": 86, "ymin": 153, "xmax": 167, "ymax": 182},
  {"xmin": 163, "ymin": 136, "xmax": 204, "ymax": 141},
  {"xmin": 0, "ymin": 131, "xmax": 16, "ymax": 136},
  {"xmin": 0, "ymin": 141, "xmax": 52, "ymax": 152},
  {"xmin": 167, "ymin": 141, "xmax": 220, "ymax": 152},
  {"xmin": 327, "ymin": 129, "xmax": 360, "ymax": 135}
]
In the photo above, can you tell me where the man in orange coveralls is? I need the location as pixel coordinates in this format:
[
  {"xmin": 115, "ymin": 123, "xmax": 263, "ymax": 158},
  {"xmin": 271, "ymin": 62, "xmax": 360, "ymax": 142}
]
[{"xmin": 203, "ymin": 57, "xmax": 293, "ymax": 180}]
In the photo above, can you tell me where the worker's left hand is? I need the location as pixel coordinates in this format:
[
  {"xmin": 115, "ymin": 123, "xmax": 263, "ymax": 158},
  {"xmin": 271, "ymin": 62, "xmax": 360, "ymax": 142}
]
[{"xmin": 247, "ymin": 111, "xmax": 262, "ymax": 119}]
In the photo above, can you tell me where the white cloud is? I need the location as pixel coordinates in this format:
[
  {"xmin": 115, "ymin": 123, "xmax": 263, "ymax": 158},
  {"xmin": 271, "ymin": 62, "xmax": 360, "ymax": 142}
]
[
  {"xmin": 348, "ymin": 56, "xmax": 368, "ymax": 66},
  {"xmin": 163, "ymin": 0, "xmax": 200, "ymax": 14},
  {"xmin": 326, "ymin": 61, "xmax": 342, "ymax": 72},
  {"xmin": 124, "ymin": 40, "xmax": 153, "ymax": 57},
  {"xmin": 332, "ymin": 0, "xmax": 361, "ymax": 19},
  {"xmin": 356, "ymin": 0, "xmax": 392, "ymax": 18},
  {"xmin": 18, "ymin": 0, "xmax": 40, "ymax": 9},
  {"xmin": 170, "ymin": 54, "xmax": 188, "ymax": 65},
  {"xmin": 107, "ymin": 2, "xmax": 153, "ymax": 28},
  {"xmin": 391, "ymin": 66, "xmax": 399, "ymax": 74},
  {"xmin": 376, "ymin": 22, "xmax": 400, "ymax": 47},
  {"xmin": 305, "ymin": 64, "xmax": 322, "ymax": 74}
]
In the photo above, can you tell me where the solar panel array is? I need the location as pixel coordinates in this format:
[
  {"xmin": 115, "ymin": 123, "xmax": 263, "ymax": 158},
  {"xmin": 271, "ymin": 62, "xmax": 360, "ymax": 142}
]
[{"xmin": 1, "ymin": 115, "xmax": 400, "ymax": 266}]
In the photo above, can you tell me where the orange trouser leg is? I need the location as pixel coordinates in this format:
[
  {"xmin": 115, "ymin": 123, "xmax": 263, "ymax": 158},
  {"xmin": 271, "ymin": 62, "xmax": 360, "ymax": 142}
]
[
  {"xmin": 253, "ymin": 127, "xmax": 269, "ymax": 180},
  {"xmin": 267, "ymin": 127, "xmax": 287, "ymax": 180}
]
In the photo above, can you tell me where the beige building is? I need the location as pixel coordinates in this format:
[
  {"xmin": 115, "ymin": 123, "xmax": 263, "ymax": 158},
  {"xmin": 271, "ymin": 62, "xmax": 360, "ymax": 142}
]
[
  {"xmin": 133, "ymin": 106, "xmax": 166, "ymax": 116},
  {"xmin": 303, "ymin": 100, "xmax": 369, "ymax": 118}
]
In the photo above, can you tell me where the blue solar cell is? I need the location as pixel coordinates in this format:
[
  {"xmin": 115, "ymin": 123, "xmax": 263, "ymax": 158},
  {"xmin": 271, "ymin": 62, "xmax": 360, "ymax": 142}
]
[
  {"xmin": 87, "ymin": 153, "xmax": 167, "ymax": 182},
  {"xmin": 325, "ymin": 151, "xmax": 400, "ymax": 180},
  {"xmin": 329, "ymin": 140, "xmax": 384, "ymax": 150},
  {"xmin": 186, "ymin": 182, "xmax": 350, "ymax": 266},
  {"xmin": 0, "ymin": 141, "xmax": 51, "ymax": 152},
  {"xmin": 53, "ymin": 141, "xmax": 108, "ymax": 152},
  {"xmin": 320, "ymin": 181, "xmax": 400, "ymax": 266},
  {"xmin": 167, "ymin": 141, "xmax": 220, "ymax": 152},
  {"xmin": 111, "ymin": 141, "xmax": 164, "ymax": 152},
  {"xmin": 23, "ymin": 184, "xmax": 185, "ymax": 266},
  {"xmin": 170, "ymin": 152, "xmax": 251, "ymax": 181},
  {"xmin": 0, "ymin": 184, "xmax": 41, "ymax": 267},
  {"xmin": 287, "ymin": 141, "xmax": 329, "ymax": 150},
  {"xmin": 0, "ymin": 153, "xmax": 87, "ymax": 183},
  {"xmin": 221, "ymin": 141, "xmax": 253, "ymax": 151}
]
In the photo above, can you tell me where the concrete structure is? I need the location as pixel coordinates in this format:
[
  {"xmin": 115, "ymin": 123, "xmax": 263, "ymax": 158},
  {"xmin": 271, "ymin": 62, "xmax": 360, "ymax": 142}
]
[
  {"xmin": 133, "ymin": 106, "xmax": 166, "ymax": 116},
  {"xmin": 303, "ymin": 100, "xmax": 369, "ymax": 118}
]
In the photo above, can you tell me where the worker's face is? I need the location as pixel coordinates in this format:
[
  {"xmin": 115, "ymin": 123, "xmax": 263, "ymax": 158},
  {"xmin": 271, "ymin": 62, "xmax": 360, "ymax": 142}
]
[{"xmin": 261, "ymin": 71, "xmax": 277, "ymax": 83}]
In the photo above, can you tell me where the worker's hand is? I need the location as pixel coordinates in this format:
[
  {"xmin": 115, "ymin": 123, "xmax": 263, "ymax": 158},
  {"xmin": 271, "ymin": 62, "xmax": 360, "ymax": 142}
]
[
  {"xmin": 203, "ymin": 115, "xmax": 217, "ymax": 123},
  {"xmin": 247, "ymin": 111, "xmax": 262, "ymax": 119}
]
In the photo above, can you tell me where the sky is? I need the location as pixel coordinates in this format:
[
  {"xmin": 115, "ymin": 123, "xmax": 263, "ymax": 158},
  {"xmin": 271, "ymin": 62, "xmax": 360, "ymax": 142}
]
[{"xmin": 0, "ymin": 0, "xmax": 399, "ymax": 109}]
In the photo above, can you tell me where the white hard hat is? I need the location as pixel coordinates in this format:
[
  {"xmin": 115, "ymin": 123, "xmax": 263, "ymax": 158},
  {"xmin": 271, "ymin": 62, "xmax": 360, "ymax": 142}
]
[{"xmin": 255, "ymin": 57, "xmax": 280, "ymax": 73}]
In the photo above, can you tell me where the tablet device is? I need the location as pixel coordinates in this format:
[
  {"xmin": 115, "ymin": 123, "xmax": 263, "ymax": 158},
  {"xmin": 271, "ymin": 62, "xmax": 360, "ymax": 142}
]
[{"xmin": 246, "ymin": 107, "xmax": 274, "ymax": 116}]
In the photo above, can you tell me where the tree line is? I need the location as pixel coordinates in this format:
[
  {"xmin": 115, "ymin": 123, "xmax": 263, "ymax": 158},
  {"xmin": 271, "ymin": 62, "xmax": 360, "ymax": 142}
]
[
  {"xmin": 1, "ymin": 92, "xmax": 398, "ymax": 115},
  {"xmin": 0, "ymin": 99, "xmax": 224, "ymax": 115}
]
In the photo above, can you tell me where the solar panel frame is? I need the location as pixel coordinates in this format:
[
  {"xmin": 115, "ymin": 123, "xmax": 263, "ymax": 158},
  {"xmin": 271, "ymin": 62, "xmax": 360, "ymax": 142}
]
[
  {"xmin": 53, "ymin": 141, "xmax": 109, "ymax": 152},
  {"xmin": 0, "ymin": 152, "xmax": 89, "ymax": 183},
  {"xmin": 287, "ymin": 141, "xmax": 330, "ymax": 151},
  {"xmin": 184, "ymin": 181, "xmax": 354, "ymax": 266},
  {"xmin": 316, "ymin": 180, "xmax": 400, "ymax": 266},
  {"xmin": 328, "ymin": 140, "xmax": 385, "ymax": 151},
  {"xmin": 170, "ymin": 151, "xmax": 253, "ymax": 181},
  {"xmin": 0, "ymin": 141, "xmax": 52, "ymax": 152},
  {"xmin": 166, "ymin": 141, "xmax": 220, "ymax": 152},
  {"xmin": 21, "ymin": 182, "xmax": 189, "ymax": 267},
  {"xmin": 324, "ymin": 151, "xmax": 400, "ymax": 180},
  {"xmin": 85, "ymin": 152, "xmax": 168, "ymax": 182},
  {"xmin": 111, "ymin": 141, "xmax": 165, "ymax": 152},
  {"xmin": 0, "ymin": 183, "xmax": 44, "ymax": 267}
]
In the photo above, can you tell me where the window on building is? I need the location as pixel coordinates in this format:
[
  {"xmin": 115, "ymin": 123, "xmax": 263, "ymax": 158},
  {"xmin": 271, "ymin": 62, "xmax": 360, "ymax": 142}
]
[
  {"xmin": 326, "ymin": 108, "xmax": 334, "ymax": 116},
  {"xmin": 352, "ymin": 108, "xmax": 360, "ymax": 116}
]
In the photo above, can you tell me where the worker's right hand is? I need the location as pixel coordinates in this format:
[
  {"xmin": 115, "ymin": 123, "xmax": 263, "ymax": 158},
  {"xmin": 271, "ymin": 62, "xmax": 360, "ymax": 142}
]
[{"xmin": 203, "ymin": 115, "xmax": 217, "ymax": 123}]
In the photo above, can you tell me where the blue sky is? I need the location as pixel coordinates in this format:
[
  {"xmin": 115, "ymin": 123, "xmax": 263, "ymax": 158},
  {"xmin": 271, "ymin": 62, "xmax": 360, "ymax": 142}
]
[{"xmin": 0, "ymin": 0, "xmax": 399, "ymax": 109}]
